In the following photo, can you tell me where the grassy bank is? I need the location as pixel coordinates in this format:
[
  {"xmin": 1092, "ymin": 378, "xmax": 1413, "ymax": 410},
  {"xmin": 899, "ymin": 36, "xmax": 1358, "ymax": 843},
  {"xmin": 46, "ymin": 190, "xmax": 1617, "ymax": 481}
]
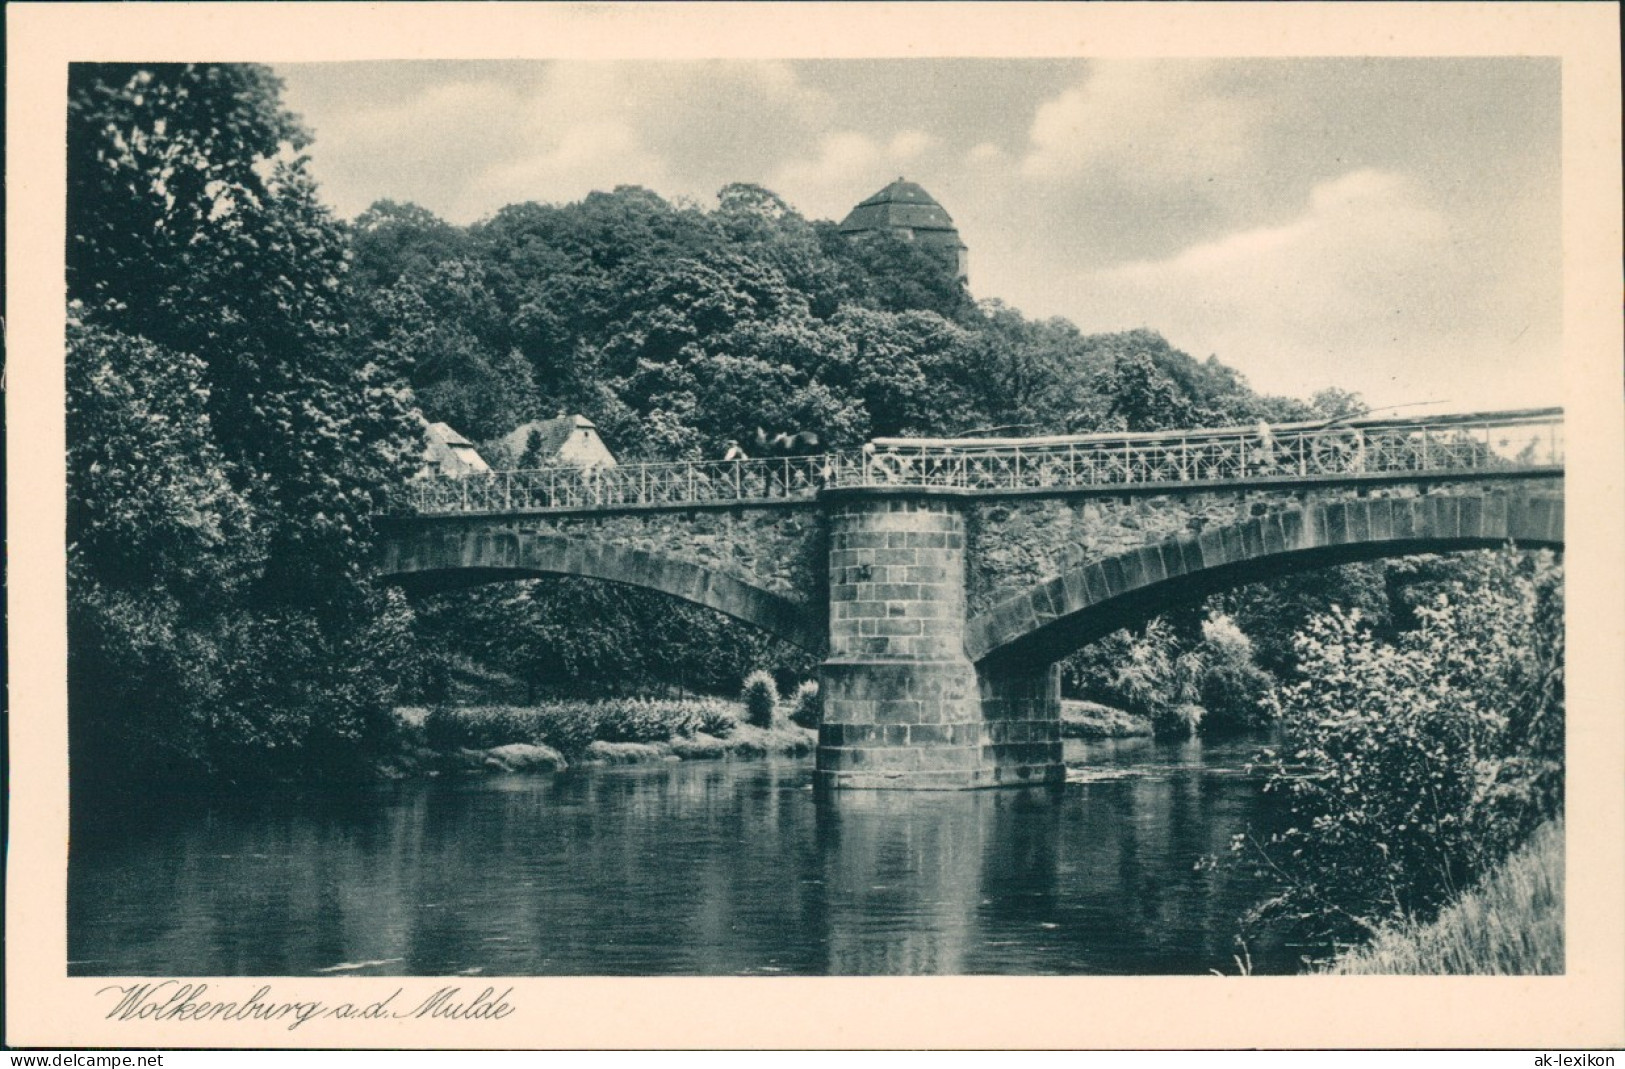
[
  {"xmin": 1061, "ymin": 700, "xmax": 1153, "ymax": 739},
  {"xmin": 1326, "ymin": 820, "xmax": 1564, "ymax": 975},
  {"xmin": 394, "ymin": 697, "xmax": 815, "ymax": 775}
]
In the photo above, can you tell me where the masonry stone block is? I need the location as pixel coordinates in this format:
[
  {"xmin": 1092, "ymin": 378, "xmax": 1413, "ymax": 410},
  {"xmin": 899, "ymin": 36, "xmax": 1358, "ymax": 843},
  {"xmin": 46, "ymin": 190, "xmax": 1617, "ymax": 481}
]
[
  {"xmin": 1481, "ymin": 492, "xmax": 1508, "ymax": 540},
  {"xmin": 1349, "ymin": 499, "xmax": 1372, "ymax": 543},
  {"xmin": 1119, "ymin": 548, "xmax": 1146, "ymax": 591},
  {"xmin": 1138, "ymin": 544, "xmax": 1169, "ymax": 586},
  {"xmin": 1369, "ymin": 497, "xmax": 1395, "ymax": 541}
]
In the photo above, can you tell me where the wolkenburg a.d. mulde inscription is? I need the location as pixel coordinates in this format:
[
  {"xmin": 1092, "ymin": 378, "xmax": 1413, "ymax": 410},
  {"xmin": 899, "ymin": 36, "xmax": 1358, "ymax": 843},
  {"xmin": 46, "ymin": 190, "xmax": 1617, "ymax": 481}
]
[{"xmin": 95, "ymin": 982, "xmax": 515, "ymax": 1031}]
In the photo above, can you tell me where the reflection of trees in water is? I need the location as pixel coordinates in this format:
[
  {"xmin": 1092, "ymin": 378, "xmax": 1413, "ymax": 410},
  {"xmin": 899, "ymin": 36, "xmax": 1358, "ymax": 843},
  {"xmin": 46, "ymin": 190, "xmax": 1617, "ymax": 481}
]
[{"xmin": 69, "ymin": 751, "xmax": 1292, "ymax": 975}]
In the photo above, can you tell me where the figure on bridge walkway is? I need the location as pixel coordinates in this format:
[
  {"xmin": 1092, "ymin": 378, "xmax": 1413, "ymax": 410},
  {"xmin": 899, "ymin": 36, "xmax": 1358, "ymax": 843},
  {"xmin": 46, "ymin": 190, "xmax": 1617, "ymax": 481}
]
[
  {"xmin": 1253, "ymin": 420, "xmax": 1278, "ymax": 476},
  {"xmin": 722, "ymin": 439, "xmax": 748, "ymax": 462}
]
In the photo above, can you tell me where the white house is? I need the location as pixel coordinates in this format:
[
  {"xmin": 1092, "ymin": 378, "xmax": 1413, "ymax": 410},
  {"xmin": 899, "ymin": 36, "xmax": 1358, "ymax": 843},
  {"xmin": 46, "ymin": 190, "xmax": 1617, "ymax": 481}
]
[
  {"xmin": 500, "ymin": 415, "xmax": 618, "ymax": 470},
  {"xmin": 416, "ymin": 421, "xmax": 492, "ymax": 478}
]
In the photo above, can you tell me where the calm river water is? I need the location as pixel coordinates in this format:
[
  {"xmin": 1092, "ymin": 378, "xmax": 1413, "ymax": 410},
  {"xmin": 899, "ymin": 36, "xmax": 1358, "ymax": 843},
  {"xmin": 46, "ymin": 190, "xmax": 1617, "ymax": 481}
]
[{"xmin": 69, "ymin": 736, "xmax": 1315, "ymax": 976}]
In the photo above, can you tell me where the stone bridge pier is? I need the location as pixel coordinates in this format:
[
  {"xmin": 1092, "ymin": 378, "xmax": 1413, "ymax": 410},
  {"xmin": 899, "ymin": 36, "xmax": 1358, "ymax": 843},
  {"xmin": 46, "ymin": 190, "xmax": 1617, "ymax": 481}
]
[{"xmin": 816, "ymin": 494, "xmax": 1063, "ymax": 790}]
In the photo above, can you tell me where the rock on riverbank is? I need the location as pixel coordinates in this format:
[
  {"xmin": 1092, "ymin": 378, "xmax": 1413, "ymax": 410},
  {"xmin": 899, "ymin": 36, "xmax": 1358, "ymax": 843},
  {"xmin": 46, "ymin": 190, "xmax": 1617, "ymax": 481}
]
[{"xmin": 390, "ymin": 704, "xmax": 817, "ymax": 776}]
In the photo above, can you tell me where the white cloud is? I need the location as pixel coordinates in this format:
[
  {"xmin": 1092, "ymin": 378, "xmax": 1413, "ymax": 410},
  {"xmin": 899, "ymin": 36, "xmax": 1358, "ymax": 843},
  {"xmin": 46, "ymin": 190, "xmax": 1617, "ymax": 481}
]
[
  {"xmin": 285, "ymin": 61, "xmax": 840, "ymax": 221},
  {"xmin": 966, "ymin": 142, "xmax": 1009, "ymax": 167},
  {"xmin": 461, "ymin": 119, "xmax": 673, "ymax": 219},
  {"xmin": 1066, "ymin": 169, "xmax": 1554, "ymax": 408},
  {"xmin": 1021, "ymin": 61, "xmax": 1258, "ymax": 184}
]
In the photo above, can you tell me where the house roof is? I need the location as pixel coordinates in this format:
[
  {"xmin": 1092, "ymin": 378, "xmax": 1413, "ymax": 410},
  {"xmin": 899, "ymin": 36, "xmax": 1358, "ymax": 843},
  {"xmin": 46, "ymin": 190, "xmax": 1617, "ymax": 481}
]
[
  {"xmin": 424, "ymin": 421, "xmax": 477, "ymax": 448},
  {"xmin": 838, "ymin": 178, "xmax": 962, "ymax": 237},
  {"xmin": 501, "ymin": 415, "xmax": 600, "ymax": 462},
  {"xmin": 418, "ymin": 420, "xmax": 491, "ymax": 474}
]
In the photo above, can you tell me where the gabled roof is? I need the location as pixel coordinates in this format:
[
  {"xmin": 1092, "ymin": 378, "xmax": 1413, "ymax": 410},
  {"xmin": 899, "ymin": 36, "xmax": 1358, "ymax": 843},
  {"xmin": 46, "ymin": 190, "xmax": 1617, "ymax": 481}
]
[
  {"xmin": 424, "ymin": 421, "xmax": 477, "ymax": 449},
  {"xmin": 838, "ymin": 178, "xmax": 961, "ymax": 235},
  {"xmin": 502, "ymin": 415, "xmax": 599, "ymax": 462},
  {"xmin": 419, "ymin": 420, "xmax": 491, "ymax": 474}
]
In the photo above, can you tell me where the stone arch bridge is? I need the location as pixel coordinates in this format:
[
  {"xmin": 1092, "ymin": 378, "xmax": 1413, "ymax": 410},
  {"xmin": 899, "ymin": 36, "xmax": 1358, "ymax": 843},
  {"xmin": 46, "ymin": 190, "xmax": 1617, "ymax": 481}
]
[{"xmin": 380, "ymin": 408, "xmax": 1564, "ymax": 790}]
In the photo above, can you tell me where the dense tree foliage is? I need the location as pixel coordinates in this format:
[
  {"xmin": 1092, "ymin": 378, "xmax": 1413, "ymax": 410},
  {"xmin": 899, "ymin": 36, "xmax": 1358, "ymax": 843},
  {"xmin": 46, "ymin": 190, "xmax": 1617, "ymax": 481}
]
[
  {"xmin": 409, "ymin": 580, "xmax": 815, "ymax": 704},
  {"xmin": 67, "ymin": 64, "xmax": 418, "ymax": 785},
  {"xmin": 349, "ymin": 185, "xmax": 1297, "ymax": 460}
]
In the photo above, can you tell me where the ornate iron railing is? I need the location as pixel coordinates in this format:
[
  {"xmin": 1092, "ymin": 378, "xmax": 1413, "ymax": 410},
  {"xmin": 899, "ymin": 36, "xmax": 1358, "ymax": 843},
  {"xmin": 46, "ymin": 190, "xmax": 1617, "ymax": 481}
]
[{"xmin": 398, "ymin": 407, "xmax": 1563, "ymax": 515}]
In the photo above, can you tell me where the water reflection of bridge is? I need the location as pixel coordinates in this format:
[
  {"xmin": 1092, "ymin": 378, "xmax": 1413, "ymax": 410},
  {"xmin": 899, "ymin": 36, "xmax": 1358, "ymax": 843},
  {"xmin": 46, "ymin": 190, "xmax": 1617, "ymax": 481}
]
[{"xmin": 380, "ymin": 407, "xmax": 1564, "ymax": 790}]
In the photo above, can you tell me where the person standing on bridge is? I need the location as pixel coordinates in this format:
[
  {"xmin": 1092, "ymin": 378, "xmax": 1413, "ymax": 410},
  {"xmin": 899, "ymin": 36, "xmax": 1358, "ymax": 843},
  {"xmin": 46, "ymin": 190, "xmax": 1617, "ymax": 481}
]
[{"xmin": 1254, "ymin": 420, "xmax": 1278, "ymax": 476}]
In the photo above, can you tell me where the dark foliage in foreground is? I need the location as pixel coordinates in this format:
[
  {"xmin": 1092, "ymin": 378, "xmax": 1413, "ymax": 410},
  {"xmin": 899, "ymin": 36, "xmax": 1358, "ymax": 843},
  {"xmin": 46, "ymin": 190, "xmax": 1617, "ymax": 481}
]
[
  {"xmin": 67, "ymin": 64, "xmax": 419, "ymax": 785},
  {"xmin": 1237, "ymin": 548, "xmax": 1563, "ymax": 951}
]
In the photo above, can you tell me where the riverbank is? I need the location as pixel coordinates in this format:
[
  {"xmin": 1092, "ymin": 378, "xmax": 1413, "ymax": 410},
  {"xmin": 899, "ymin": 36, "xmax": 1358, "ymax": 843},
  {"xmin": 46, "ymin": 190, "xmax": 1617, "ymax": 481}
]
[
  {"xmin": 389, "ymin": 698, "xmax": 816, "ymax": 776},
  {"xmin": 1326, "ymin": 819, "xmax": 1564, "ymax": 974}
]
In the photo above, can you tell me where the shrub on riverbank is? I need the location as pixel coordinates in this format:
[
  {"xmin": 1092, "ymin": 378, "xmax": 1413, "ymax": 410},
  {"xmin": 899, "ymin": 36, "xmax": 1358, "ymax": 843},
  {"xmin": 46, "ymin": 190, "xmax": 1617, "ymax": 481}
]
[
  {"xmin": 1327, "ymin": 820, "xmax": 1563, "ymax": 974},
  {"xmin": 1195, "ymin": 613, "xmax": 1273, "ymax": 733},
  {"xmin": 789, "ymin": 680, "xmax": 822, "ymax": 729},
  {"xmin": 742, "ymin": 670, "xmax": 778, "ymax": 728},
  {"xmin": 1153, "ymin": 702, "xmax": 1205, "ymax": 739}
]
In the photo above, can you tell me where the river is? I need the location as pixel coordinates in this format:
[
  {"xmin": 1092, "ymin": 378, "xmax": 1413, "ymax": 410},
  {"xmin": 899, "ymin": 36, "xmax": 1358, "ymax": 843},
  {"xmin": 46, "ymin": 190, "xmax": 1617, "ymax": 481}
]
[{"xmin": 69, "ymin": 735, "xmax": 1318, "ymax": 976}]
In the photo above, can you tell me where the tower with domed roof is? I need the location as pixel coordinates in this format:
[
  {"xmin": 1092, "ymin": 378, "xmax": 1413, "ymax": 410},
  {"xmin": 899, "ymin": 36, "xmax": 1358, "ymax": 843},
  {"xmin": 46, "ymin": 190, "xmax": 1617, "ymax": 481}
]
[{"xmin": 838, "ymin": 178, "xmax": 969, "ymax": 284}]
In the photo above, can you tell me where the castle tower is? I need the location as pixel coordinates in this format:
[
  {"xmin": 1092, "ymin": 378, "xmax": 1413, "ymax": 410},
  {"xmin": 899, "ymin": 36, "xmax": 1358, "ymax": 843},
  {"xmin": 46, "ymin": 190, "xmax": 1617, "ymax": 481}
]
[{"xmin": 838, "ymin": 178, "xmax": 969, "ymax": 284}]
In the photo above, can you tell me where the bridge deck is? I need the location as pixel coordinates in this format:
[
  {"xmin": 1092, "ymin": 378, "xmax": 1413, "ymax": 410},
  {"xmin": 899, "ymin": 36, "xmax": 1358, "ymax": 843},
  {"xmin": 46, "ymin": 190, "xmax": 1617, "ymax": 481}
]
[{"xmin": 396, "ymin": 407, "xmax": 1563, "ymax": 517}]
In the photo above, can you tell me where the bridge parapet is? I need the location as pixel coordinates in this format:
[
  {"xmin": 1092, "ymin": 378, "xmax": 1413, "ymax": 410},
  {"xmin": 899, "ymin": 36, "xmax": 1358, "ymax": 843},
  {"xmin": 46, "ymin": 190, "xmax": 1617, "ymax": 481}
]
[{"xmin": 396, "ymin": 407, "xmax": 1562, "ymax": 516}]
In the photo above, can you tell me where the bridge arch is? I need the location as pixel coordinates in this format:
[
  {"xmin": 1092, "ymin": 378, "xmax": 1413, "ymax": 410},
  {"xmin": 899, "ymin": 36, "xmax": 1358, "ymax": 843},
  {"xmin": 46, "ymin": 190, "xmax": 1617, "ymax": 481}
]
[
  {"xmin": 965, "ymin": 490, "xmax": 1563, "ymax": 668},
  {"xmin": 379, "ymin": 528, "xmax": 825, "ymax": 654}
]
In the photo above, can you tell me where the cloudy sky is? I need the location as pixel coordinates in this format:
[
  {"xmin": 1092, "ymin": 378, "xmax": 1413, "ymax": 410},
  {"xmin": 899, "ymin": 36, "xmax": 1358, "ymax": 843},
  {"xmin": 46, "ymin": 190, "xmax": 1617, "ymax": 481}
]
[{"xmin": 276, "ymin": 58, "xmax": 1560, "ymax": 412}]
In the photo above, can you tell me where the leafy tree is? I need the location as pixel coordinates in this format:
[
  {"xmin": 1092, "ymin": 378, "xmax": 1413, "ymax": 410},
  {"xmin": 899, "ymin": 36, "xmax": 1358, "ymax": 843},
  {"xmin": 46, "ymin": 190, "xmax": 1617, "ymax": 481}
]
[
  {"xmin": 68, "ymin": 63, "xmax": 418, "ymax": 598},
  {"xmin": 1217, "ymin": 563, "xmax": 1392, "ymax": 676},
  {"xmin": 67, "ymin": 322, "xmax": 264, "ymax": 780},
  {"xmin": 67, "ymin": 63, "xmax": 418, "ymax": 784},
  {"xmin": 716, "ymin": 183, "xmax": 848, "ymax": 319},
  {"xmin": 818, "ymin": 224, "xmax": 975, "ymax": 323},
  {"xmin": 1062, "ymin": 619, "xmax": 1202, "ymax": 736},
  {"xmin": 1310, "ymin": 387, "xmax": 1369, "ymax": 421},
  {"xmin": 822, "ymin": 306, "xmax": 977, "ymax": 437},
  {"xmin": 956, "ymin": 303, "xmax": 1109, "ymax": 435},
  {"xmin": 1193, "ymin": 612, "xmax": 1274, "ymax": 733},
  {"xmin": 409, "ymin": 580, "xmax": 814, "ymax": 702},
  {"xmin": 349, "ymin": 199, "xmax": 470, "ymax": 291},
  {"xmin": 358, "ymin": 255, "xmax": 539, "ymax": 440},
  {"xmin": 1094, "ymin": 347, "xmax": 1198, "ymax": 432}
]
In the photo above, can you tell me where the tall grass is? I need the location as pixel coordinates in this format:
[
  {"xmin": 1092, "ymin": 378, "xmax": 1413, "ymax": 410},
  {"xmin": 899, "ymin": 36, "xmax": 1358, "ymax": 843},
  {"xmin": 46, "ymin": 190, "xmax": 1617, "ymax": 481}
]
[{"xmin": 1327, "ymin": 820, "xmax": 1564, "ymax": 975}]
